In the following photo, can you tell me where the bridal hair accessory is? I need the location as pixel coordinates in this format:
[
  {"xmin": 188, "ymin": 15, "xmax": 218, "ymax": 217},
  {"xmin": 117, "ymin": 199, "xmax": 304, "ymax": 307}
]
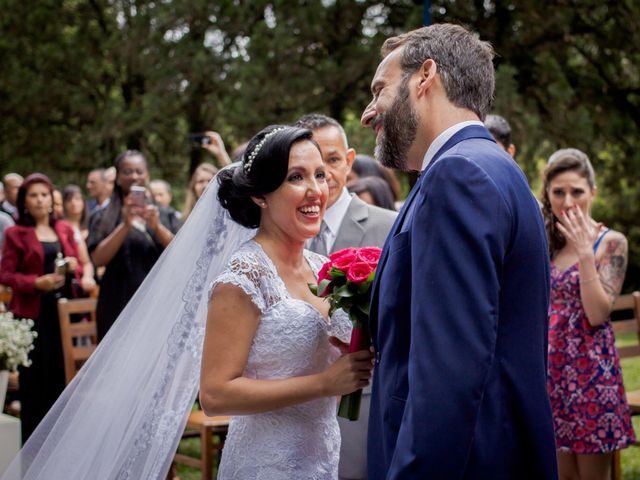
[{"xmin": 243, "ymin": 127, "xmax": 287, "ymax": 174}]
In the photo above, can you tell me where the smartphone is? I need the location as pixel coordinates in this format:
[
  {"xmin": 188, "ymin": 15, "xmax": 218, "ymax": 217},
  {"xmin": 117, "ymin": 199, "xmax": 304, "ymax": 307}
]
[
  {"xmin": 54, "ymin": 257, "xmax": 69, "ymax": 276},
  {"xmin": 190, "ymin": 133, "xmax": 212, "ymax": 145},
  {"xmin": 130, "ymin": 185, "xmax": 147, "ymax": 209}
]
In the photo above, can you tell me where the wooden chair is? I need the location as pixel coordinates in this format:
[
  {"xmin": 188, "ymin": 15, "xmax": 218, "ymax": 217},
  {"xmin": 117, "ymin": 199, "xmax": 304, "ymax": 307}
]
[
  {"xmin": 0, "ymin": 285, "xmax": 12, "ymax": 312},
  {"xmin": 611, "ymin": 291, "xmax": 640, "ymax": 480},
  {"xmin": 173, "ymin": 410, "xmax": 230, "ymax": 479},
  {"xmin": 57, "ymin": 297, "xmax": 98, "ymax": 385}
]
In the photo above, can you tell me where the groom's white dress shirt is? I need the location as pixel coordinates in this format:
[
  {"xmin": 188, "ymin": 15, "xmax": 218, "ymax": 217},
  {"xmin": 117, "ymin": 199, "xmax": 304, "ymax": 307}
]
[{"xmin": 421, "ymin": 120, "xmax": 484, "ymax": 171}]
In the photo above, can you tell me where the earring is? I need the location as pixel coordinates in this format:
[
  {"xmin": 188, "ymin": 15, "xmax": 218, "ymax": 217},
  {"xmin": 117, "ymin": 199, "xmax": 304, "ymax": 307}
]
[{"xmin": 259, "ymin": 201, "xmax": 267, "ymax": 208}]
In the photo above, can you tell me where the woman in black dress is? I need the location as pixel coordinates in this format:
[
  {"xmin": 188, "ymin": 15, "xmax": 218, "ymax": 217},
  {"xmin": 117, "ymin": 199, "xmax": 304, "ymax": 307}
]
[
  {"xmin": 88, "ymin": 151, "xmax": 180, "ymax": 340},
  {"xmin": 0, "ymin": 173, "xmax": 85, "ymax": 442}
]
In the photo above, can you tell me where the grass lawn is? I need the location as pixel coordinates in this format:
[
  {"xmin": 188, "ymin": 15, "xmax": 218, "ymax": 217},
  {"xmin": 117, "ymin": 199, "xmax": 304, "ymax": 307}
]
[
  {"xmin": 617, "ymin": 332, "xmax": 640, "ymax": 480},
  {"xmin": 175, "ymin": 332, "xmax": 640, "ymax": 480}
]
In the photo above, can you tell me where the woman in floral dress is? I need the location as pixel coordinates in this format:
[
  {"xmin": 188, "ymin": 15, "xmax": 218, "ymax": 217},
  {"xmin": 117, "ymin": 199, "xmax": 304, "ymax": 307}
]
[{"xmin": 542, "ymin": 148, "xmax": 635, "ymax": 479}]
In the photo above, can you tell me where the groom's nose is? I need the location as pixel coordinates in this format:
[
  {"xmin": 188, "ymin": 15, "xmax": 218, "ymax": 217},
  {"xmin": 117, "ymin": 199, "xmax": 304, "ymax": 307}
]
[{"xmin": 361, "ymin": 102, "xmax": 376, "ymax": 127}]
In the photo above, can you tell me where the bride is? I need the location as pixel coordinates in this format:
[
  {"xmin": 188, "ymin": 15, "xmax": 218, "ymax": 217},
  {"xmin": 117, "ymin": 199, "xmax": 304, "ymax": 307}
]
[
  {"xmin": 202, "ymin": 125, "xmax": 373, "ymax": 478},
  {"xmin": 2, "ymin": 125, "xmax": 372, "ymax": 480}
]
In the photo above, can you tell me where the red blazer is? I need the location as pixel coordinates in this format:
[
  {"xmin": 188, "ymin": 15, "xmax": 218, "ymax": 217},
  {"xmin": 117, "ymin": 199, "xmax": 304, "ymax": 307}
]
[{"xmin": 0, "ymin": 220, "xmax": 82, "ymax": 320}]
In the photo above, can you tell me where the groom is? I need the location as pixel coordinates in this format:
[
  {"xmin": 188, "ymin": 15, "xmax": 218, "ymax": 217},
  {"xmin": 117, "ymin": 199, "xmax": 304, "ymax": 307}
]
[{"xmin": 362, "ymin": 24, "xmax": 558, "ymax": 479}]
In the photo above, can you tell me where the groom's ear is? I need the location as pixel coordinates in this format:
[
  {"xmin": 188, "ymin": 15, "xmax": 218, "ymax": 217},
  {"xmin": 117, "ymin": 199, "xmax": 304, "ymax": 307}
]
[
  {"xmin": 416, "ymin": 59, "xmax": 437, "ymax": 98},
  {"xmin": 251, "ymin": 196, "xmax": 267, "ymax": 209}
]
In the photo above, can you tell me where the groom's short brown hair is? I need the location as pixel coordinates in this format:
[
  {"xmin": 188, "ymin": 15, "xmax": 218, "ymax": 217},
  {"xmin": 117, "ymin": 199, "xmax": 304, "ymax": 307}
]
[{"xmin": 382, "ymin": 23, "xmax": 495, "ymax": 120}]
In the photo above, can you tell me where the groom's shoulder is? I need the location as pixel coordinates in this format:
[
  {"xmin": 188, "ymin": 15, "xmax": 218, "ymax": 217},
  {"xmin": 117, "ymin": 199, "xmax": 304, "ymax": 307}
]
[{"xmin": 432, "ymin": 139, "xmax": 526, "ymax": 192}]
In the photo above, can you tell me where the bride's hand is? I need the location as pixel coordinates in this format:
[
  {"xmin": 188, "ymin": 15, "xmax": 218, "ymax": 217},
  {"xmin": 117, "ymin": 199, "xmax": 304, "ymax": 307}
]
[{"xmin": 321, "ymin": 349, "xmax": 373, "ymax": 396}]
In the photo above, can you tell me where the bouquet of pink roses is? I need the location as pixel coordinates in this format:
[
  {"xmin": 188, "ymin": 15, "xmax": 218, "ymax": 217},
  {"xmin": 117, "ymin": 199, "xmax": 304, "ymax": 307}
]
[{"xmin": 309, "ymin": 246, "xmax": 381, "ymax": 420}]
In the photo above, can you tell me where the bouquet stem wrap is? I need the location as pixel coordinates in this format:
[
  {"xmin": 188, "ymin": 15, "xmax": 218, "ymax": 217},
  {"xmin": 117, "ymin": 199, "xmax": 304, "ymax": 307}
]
[{"xmin": 338, "ymin": 319, "xmax": 370, "ymax": 420}]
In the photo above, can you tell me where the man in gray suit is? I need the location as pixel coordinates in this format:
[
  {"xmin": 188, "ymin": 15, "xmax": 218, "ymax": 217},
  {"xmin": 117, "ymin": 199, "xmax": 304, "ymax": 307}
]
[{"xmin": 296, "ymin": 113, "xmax": 396, "ymax": 480}]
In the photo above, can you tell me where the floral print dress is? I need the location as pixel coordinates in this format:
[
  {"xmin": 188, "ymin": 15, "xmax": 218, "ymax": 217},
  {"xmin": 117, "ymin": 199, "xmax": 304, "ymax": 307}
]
[{"xmin": 547, "ymin": 232, "xmax": 635, "ymax": 453}]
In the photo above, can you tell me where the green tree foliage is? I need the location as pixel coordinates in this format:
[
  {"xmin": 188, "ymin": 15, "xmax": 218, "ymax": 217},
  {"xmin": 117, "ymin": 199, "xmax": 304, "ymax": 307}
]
[
  {"xmin": 0, "ymin": 0, "xmax": 418, "ymax": 179},
  {"xmin": 0, "ymin": 0, "xmax": 638, "ymax": 289}
]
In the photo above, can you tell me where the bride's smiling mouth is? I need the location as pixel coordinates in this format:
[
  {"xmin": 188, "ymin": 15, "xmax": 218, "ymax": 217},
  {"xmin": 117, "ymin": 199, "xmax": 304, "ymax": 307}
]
[{"xmin": 298, "ymin": 204, "xmax": 321, "ymax": 218}]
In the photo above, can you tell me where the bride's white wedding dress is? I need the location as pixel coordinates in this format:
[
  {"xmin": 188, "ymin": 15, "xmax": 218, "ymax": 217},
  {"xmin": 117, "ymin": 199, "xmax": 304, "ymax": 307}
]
[{"xmin": 211, "ymin": 240, "xmax": 352, "ymax": 479}]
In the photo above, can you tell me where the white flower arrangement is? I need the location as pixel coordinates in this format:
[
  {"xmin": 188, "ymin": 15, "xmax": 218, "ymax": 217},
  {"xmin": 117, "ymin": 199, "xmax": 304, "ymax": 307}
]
[{"xmin": 0, "ymin": 312, "xmax": 37, "ymax": 372}]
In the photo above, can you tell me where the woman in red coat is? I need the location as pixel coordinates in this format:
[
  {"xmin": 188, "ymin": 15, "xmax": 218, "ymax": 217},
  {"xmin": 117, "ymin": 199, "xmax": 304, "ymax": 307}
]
[{"xmin": 0, "ymin": 173, "xmax": 85, "ymax": 442}]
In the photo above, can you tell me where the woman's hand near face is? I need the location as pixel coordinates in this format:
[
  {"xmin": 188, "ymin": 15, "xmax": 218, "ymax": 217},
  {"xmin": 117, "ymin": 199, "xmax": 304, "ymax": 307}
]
[{"xmin": 555, "ymin": 206, "xmax": 602, "ymax": 259}]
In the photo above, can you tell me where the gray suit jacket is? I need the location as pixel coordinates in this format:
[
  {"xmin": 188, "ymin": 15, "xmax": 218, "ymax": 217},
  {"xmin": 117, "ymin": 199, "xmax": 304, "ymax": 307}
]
[
  {"xmin": 330, "ymin": 195, "xmax": 396, "ymax": 254},
  {"xmin": 322, "ymin": 195, "xmax": 396, "ymax": 480}
]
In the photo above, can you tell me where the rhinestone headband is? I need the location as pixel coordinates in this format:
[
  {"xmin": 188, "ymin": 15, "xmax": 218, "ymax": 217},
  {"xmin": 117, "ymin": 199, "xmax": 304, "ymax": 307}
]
[{"xmin": 243, "ymin": 127, "xmax": 287, "ymax": 174}]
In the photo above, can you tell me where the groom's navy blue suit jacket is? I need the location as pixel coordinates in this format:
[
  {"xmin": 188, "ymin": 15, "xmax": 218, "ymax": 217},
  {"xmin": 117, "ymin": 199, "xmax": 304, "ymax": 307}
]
[{"xmin": 367, "ymin": 125, "xmax": 558, "ymax": 479}]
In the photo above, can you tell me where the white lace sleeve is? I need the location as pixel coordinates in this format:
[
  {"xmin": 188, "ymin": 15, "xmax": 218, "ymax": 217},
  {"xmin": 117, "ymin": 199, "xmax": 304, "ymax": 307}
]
[
  {"xmin": 329, "ymin": 308, "xmax": 353, "ymax": 344},
  {"xmin": 209, "ymin": 251, "xmax": 272, "ymax": 313}
]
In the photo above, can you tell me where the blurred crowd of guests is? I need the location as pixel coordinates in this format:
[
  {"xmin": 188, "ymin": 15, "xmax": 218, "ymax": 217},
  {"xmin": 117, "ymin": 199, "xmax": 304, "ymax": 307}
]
[{"xmin": 0, "ymin": 113, "xmax": 635, "ymax": 479}]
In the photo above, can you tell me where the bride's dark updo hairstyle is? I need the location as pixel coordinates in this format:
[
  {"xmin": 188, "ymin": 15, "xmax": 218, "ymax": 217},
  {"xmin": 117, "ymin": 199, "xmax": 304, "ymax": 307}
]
[{"xmin": 217, "ymin": 125, "xmax": 318, "ymax": 228}]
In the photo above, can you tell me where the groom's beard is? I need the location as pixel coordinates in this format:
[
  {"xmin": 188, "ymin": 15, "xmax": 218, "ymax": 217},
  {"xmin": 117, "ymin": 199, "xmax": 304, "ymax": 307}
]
[{"xmin": 375, "ymin": 79, "xmax": 418, "ymax": 172}]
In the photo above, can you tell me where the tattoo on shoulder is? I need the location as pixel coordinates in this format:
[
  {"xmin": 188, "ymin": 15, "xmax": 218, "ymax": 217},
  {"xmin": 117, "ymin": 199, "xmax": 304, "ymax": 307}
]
[{"xmin": 599, "ymin": 239, "xmax": 628, "ymax": 299}]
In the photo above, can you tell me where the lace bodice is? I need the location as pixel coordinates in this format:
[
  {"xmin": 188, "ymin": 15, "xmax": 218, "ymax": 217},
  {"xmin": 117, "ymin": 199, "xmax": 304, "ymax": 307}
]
[{"xmin": 210, "ymin": 240, "xmax": 352, "ymax": 479}]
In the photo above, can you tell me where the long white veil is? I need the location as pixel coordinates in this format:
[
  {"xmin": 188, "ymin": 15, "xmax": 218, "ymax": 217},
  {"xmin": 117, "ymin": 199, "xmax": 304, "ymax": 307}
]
[{"xmin": 2, "ymin": 171, "xmax": 254, "ymax": 479}]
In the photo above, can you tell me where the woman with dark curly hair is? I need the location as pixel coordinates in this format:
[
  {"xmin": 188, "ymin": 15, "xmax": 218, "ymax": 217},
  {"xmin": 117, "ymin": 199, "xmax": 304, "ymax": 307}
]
[
  {"xmin": 200, "ymin": 125, "xmax": 373, "ymax": 479},
  {"xmin": 541, "ymin": 148, "xmax": 635, "ymax": 480}
]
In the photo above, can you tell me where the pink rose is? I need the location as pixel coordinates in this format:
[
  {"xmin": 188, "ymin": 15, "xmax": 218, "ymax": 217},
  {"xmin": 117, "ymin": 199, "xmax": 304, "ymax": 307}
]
[
  {"xmin": 329, "ymin": 247, "xmax": 357, "ymax": 261},
  {"xmin": 317, "ymin": 261, "xmax": 333, "ymax": 283},
  {"xmin": 356, "ymin": 247, "xmax": 382, "ymax": 266},
  {"xmin": 329, "ymin": 248, "xmax": 358, "ymax": 271},
  {"xmin": 347, "ymin": 261, "xmax": 375, "ymax": 283}
]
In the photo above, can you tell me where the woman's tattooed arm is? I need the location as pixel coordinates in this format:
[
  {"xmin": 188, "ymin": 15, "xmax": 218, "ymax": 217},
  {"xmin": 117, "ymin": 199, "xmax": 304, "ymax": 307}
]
[{"xmin": 598, "ymin": 236, "xmax": 628, "ymax": 304}]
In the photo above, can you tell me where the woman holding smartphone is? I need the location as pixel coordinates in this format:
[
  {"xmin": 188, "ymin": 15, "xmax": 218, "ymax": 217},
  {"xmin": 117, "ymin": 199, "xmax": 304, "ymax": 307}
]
[
  {"xmin": 88, "ymin": 150, "xmax": 180, "ymax": 340},
  {"xmin": 0, "ymin": 173, "xmax": 84, "ymax": 442}
]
